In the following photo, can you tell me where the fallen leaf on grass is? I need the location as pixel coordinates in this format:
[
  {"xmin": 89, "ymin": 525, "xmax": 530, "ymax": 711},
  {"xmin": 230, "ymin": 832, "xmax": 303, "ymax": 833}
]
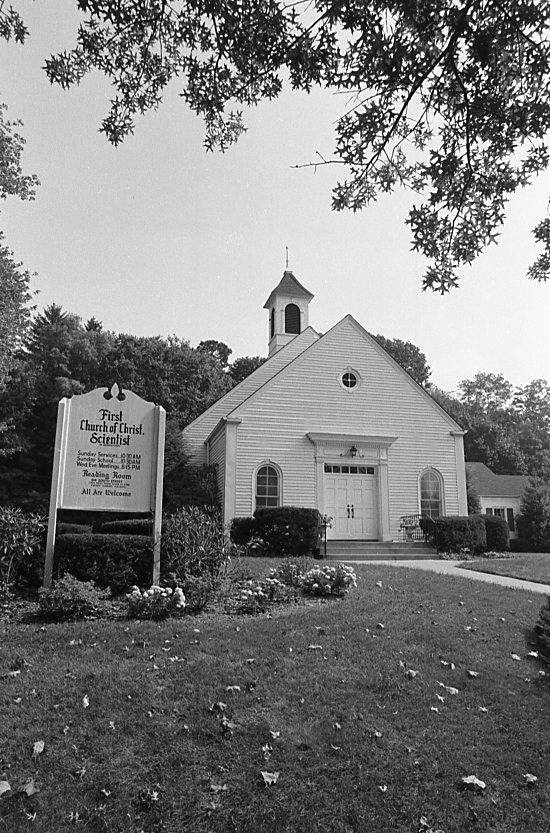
[
  {"xmin": 210, "ymin": 783, "xmax": 227, "ymax": 793},
  {"xmin": 333, "ymin": 722, "xmax": 341, "ymax": 730},
  {"xmin": 377, "ymin": 623, "xmax": 385, "ymax": 629},
  {"xmin": 82, "ymin": 694, "xmax": 90, "ymax": 708},
  {"xmin": 407, "ymin": 669, "xmax": 419, "ymax": 679},
  {"xmin": 208, "ymin": 702, "xmax": 227, "ymax": 714},
  {"xmin": 461, "ymin": 775, "xmax": 486, "ymax": 791},
  {"xmin": 6, "ymin": 669, "xmax": 21, "ymax": 678},
  {"xmin": 527, "ymin": 651, "xmax": 539, "ymax": 658},
  {"xmin": 511, "ymin": 654, "xmax": 521, "ymax": 661},
  {"xmin": 220, "ymin": 716, "xmax": 236, "ymax": 735},
  {"xmin": 378, "ymin": 785, "xmax": 387, "ymax": 792},
  {"xmin": 32, "ymin": 740, "xmax": 44, "ymax": 758},
  {"xmin": 101, "ymin": 788, "xmax": 111, "ymax": 797},
  {"xmin": 0, "ymin": 781, "xmax": 11, "ymax": 797},
  {"xmin": 440, "ymin": 660, "xmax": 456, "ymax": 670},
  {"xmin": 261, "ymin": 771, "xmax": 280, "ymax": 786},
  {"xmin": 478, "ymin": 706, "xmax": 488, "ymax": 713},
  {"xmin": 330, "ymin": 744, "xmax": 341, "ymax": 751},
  {"xmin": 430, "ymin": 707, "xmax": 439, "ymax": 713},
  {"xmin": 22, "ymin": 778, "xmax": 39, "ymax": 797},
  {"xmin": 436, "ymin": 694, "xmax": 445, "ymax": 703},
  {"xmin": 467, "ymin": 671, "xmax": 479, "ymax": 678},
  {"xmin": 262, "ymin": 744, "xmax": 272, "ymax": 760},
  {"xmin": 437, "ymin": 682, "xmax": 459, "ymax": 695},
  {"xmin": 375, "ymin": 581, "xmax": 383, "ymax": 588},
  {"xmin": 523, "ymin": 773, "xmax": 538, "ymax": 784},
  {"xmin": 269, "ymin": 730, "xmax": 280, "ymax": 739},
  {"xmin": 307, "ymin": 644, "xmax": 323, "ymax": 651},
  {"xmin": 226, "ymin": 685, "xmax": 241, "ymax": 692}
]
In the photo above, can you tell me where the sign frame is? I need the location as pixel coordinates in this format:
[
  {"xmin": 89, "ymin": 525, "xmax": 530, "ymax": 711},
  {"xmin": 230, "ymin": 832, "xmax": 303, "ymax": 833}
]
[{"xmin": 43, "ymin": 383, "xmax": 166, "ymax": 588}]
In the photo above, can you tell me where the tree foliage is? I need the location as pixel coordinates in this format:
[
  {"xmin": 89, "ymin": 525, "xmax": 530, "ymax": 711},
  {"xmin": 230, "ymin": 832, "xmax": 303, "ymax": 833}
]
[
  {"xmin": 0, "ymin": 304, "xmax": 233, "ymax": 506},
  {"xmin": 28, "ymin": 0, "xmax": 550, "ymax": 290},
  {"xmin": 431, "ymin": 372, "xmax": 550, "ymax": 478},
  {"xmin": 228, "ymin": 354, "xmax": 266, "ymax": 384},
  {"xmin": 372, "ymin": 333, "xmax": 431, "ymax": 386}
]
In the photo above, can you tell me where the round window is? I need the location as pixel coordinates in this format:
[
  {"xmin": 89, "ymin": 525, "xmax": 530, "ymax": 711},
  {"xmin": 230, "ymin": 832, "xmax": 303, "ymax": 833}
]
[{"xmin": 342, "ymin": 371, "xmax": 357, "ymax": 389}]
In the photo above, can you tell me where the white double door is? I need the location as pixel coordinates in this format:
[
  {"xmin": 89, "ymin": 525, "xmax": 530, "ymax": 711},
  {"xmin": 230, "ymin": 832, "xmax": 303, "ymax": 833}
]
[{"xmin": 324, "ymin": 469, "xmax": 378, "ymax": 540}]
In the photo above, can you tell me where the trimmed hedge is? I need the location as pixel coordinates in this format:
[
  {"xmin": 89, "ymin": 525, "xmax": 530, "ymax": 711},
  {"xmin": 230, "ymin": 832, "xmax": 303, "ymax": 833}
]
[
  {"xmin": 482, "ymin": 514, "xmax": 510, "ymax": 552},
  {"xmin": 57, "ymin": 523, "xmax": 92, "ymax": 536},
  {"xmin": 54, "ymin": 533, "xmax": 153, "ymax": 594},
  {"xmin": 99, "ymin": 518, "xmax": 153, "ymax": 536},
  {"xmin": 253, "ymin": 506, "xmax": 322, "ymax": 557},
  {"xmin": 230, "ymin": 516, "xmax": 257, "ymax": 546},
  {"xmin": 432, "ymin": 515, "xmax": 486, "ymax": 554}
]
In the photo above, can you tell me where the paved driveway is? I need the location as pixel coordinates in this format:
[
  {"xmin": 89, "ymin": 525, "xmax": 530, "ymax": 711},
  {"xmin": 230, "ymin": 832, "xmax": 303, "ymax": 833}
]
[{"xmin": 345, "ymin": 558, "xmax": 550, "ymax": 595}]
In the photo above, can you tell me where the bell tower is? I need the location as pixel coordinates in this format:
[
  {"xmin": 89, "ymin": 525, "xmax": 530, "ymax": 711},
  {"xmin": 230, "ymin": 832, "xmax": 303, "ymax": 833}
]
[{"xmin": 263, "ymin": 270, "xmax": 314, "ymax": 356}]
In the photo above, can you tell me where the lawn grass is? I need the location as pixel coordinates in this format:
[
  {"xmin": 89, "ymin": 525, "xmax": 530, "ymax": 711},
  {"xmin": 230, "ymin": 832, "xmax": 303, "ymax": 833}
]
[
  {"xmin": 1, "ymin": 561, "xmax": 549, "ymax": 832},
  {"xmin": 461, "ymin": 553, "xmax": 550, "ymax": 585}
]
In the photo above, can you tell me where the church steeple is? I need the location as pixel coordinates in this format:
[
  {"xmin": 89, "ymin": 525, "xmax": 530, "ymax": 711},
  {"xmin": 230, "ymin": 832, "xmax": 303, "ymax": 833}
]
[{"xmin": 263, "ymin": 270, "xmax": 314, "ymax": 357}]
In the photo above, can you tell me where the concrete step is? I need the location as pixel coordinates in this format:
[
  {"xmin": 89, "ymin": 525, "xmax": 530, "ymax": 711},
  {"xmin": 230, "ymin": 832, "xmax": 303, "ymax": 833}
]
[{"xmin": 324, "ymin": 540, "xmax": 435, "ymax": 561}]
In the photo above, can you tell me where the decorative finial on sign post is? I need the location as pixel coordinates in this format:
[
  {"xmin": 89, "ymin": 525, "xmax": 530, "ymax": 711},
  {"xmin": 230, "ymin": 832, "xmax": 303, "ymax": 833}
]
[{"xmin": 285, "ymin": 246, "xmax": 289, "ymax": 269}]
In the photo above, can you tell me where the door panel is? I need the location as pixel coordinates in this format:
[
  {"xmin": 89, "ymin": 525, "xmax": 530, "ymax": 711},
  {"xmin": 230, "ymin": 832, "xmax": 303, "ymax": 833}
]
[{"xmin": 324, "ymin": 472, "xmax": 378, "ymax": 539}]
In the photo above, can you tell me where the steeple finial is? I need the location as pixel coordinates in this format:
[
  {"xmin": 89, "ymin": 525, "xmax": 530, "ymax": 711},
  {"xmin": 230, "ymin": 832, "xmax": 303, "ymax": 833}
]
[{"xmin": 285, "ymin": 246, "xmax": 289, "ymax": 270}]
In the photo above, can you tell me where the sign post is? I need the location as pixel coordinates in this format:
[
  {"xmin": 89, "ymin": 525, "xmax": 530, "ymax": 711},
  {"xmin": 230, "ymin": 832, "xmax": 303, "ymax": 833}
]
[{"xmin": 44, "ymin": 383, "xmax": 166, "ymax": 588}]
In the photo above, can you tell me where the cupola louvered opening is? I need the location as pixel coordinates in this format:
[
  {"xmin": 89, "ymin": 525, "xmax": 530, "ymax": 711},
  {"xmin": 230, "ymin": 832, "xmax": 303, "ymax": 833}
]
[
  {"xmin": 270, "ymin": 307, "xmax": 275, "ymax": 339},
  {"xmin": 284, "ymin": 303, "xmax": 300, "ymax": 334}
]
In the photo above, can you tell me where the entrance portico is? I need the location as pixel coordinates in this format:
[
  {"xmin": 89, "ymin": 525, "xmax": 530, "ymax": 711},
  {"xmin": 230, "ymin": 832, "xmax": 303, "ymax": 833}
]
[{"xmin": 306, "ymin": 432, "xmax": 396, "ymax": 542}]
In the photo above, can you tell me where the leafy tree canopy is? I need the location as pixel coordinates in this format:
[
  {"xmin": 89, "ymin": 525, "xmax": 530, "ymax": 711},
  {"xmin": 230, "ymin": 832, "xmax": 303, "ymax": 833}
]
[
  {"xmin": 228, "ymin": 355, "xmax": 266, "ymax": 384},
  {"xmin": 372, "ymin": 334, "xmax": 431, "ymax": 386},
  {"xmin": 13, "ymin": 0, "xmax": 548, "ymax": 291}
]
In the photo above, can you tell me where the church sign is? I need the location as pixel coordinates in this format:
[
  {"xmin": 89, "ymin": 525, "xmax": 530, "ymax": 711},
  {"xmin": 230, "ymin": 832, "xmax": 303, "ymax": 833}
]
[{"xmin": 44, "ymin": 383, "xmax": 166, "ymax": 588}]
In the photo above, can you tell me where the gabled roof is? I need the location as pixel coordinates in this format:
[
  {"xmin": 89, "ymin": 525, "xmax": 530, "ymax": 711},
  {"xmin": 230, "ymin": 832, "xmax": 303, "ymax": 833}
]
[
  {"xmin": 225, "ymin": 314, "xmax": 465, "ymax": 434},
  {"xmin": 182, "ymin": 326, "xmax": 320, "ymax": 448},
  {"xmin": 466, "ymin": 462, "xmax": 529, "ymax": 498},
  {"xmin": 263, "ymin": 270, "xmax": 314, "ymax": 309}
]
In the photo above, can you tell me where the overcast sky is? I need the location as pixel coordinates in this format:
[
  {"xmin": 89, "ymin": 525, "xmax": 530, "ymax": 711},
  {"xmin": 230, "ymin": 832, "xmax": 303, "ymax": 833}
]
[{"xmin": 2, "ymin": 4, "xmax": 549, "ymax": 393}]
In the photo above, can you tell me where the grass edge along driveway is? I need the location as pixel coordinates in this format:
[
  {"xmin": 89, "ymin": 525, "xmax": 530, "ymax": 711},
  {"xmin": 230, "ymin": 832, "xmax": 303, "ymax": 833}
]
[{"xmin": 1, "ymin": 563, "xmax": 548, "ymax": 833}]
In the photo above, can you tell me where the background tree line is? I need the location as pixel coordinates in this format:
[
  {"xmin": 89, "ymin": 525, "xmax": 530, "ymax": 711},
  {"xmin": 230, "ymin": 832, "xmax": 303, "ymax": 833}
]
[{"xmin": 1, "ymin": 298, "xmax": 548, "ymax": 516}]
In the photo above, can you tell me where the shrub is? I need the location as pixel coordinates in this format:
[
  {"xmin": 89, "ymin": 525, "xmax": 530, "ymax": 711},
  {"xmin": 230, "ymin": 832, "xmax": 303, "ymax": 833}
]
[
  {"xmin": 126, "ymin": 585, "xmax": 186, "ymax": 620},
  {"xmin": 99, "ymin": 518, "xmax": 153, "ymax": 536},
  {"xmin": 482, "ymin": 514, "xmax": 510, "ymax": 551},
  {"xmin": 419, "ymin": 515, "xmax": 436, "ymax": 544},
  {"xmin": 230, "ymin": 516, "xmax": 257, "ymax": 546},
  {"xmin": 433, "ymin": 515, "xmax": 486, "ymax": 555},
  {"xmin": 161, "ymin": 506, "xmax": 230, "ymax": 580},
  {"xmin": 253, "ymin": 506, "xmax": 322, "ymax": 557},
  {"xmin": 234, "ymin": 576, "xmax": 290, "ymax": 614},
  {"xmin": 163, "ymin": 462, "xmax": 219, "ymax": 514},
  {"xmin": 0, "ymin": 506, "xmax": 46, "ymax": 590},
  {"xmin": 54, "ymin": 534, "xmax": 153, "ymax": 594},
  {"xmin": 165, "ymin": 572, "xmax": 214, "ymax": 614},
  {"xmin": 269, "ymin": 556, "xmax": 316, "ymax": 587},
  {"xmin": 517, "ymin": 479, "xmax": 550, "ymax": 552},
  {"xmin": 38, "ymin": 574, "xmax": 108, "ymax": 620},
  {"xmin": 301, "ymin": 564, "xmax": 357, "ymax": 596},
  {"xmin": 534, "ymin": 595, "xmax": 550, "ymax": 661},
  {"xmin": 57, "ymin": 523, "xmax": 92, "ymax": 536}
]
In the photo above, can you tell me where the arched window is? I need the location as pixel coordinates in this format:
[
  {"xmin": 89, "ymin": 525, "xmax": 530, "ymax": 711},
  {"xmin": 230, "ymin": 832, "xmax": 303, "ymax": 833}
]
[
  {"xmin": 420, "ymin": 469, "xmax": 443, "ymax": 518},
  {"xmin": 270, "ymin": 307, "xmax": 275, "ymax": 339},
  {"xmin": 284, "ymin": 303, "xmax": 300, "ymax": 334},
  {"xmin": 255, "ymin": 464, "xmax": 280, "ymax": 508}
]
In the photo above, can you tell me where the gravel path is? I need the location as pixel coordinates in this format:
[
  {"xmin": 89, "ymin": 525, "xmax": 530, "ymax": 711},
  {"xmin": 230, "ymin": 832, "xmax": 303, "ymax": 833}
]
[{"xmin": 344, "ymin": 558, "xmax": 550, "ymax": 595}]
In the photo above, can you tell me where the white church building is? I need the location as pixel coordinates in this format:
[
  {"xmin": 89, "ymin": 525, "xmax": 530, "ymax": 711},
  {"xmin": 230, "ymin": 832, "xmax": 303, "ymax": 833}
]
[{"xmin": 182, "ymin": 271, "xmax": 467, "ymax": 541}]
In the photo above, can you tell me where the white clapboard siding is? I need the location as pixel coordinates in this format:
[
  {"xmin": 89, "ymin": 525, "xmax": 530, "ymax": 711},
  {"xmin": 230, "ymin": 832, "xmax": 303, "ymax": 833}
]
[
  {"xmin": 229, "ymin": 316, "xmax": 462, "ymax": 536},
  {"xmin": 207, "ymin": 423, "xmax": 226, "ymax": 509},
  {"xmin": 182, "ymin": 327, "xmax": 319, "ymax": 463}
]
